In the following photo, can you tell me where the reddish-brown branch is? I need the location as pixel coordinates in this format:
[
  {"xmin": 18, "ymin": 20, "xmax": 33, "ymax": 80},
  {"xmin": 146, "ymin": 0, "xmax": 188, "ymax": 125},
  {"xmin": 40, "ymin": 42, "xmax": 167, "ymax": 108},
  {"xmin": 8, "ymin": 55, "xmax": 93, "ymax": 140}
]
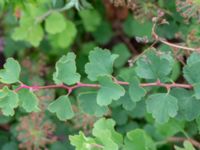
[
  {"xmin": 14, "ymin": 80, "xmax": 193, "ymax": 94},
  {"xmin": 168, "ymin": 137, "xmax": 200, "ymax": 149}
]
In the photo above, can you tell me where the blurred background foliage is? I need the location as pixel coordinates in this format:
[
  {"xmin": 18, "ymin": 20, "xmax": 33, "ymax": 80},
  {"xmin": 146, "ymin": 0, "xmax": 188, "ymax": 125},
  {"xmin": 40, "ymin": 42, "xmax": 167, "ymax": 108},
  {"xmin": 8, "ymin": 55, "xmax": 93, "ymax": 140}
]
[{"xmin": 0, "ymin": 0, "xmax": 200, "ymax": 149}]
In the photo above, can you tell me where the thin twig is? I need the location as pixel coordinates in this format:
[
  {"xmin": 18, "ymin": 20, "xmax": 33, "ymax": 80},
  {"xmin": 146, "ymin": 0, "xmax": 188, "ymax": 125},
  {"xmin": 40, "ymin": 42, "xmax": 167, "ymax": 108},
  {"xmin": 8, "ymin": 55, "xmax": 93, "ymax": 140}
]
[
  {"xmin": 152, "ymin": 23, "xmax": 200, "ymax": 52},
  {"xmin": 168, "ymin": 137, "xmax": 200, "ymax": 149}
]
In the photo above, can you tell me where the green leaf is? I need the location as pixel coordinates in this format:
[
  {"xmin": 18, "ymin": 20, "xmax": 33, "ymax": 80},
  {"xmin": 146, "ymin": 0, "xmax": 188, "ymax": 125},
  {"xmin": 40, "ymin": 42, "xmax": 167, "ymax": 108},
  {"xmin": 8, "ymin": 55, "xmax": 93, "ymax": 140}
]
[
  {"xmin": 115, "ymin": 86, "xmax": 136, "ymax": 111},
  {"xmin": 0, "ymin": 86, "xmax": 19, "ymax": 116},
  {"xmin": 156, "ymin": 119, "xmax": 185, "ymax": 137},
  {"xmin": 175, "ymin": 141, "xmax": 196, "ymax": 150},
  {"xmin": 85, "ymin": 47, "xmax": 118, "ymax": 81},
  {"xmin": 92, "ymin": 21, "xmax": 113, "ymax": 44},
  {"xmin": 48, "ymin": 95, "xmax": 74, "ymax": 121},
  {"xmin": 49, "ymin": 19, "xmax": 77, "ymax": 48},
  {"xmin": 123, "ymin": 15, "xmax": 153, "ymax": 39},
  {"xmin": 12, "ymin": 16, "xmax": 44, "ymax": 46},
  {"xmin": 112, "ymin": 43, "xmax": 131, "ymax": 68},
  {"xmin": 0, "ymin": 58, "xmax": 21, "ymax": 84},
  {"xmin": 45, "ymin": 12, "xmax": 66, "ymax": 34},
  {"xmin": 79, "ymin": 9, "xmax": 101, "ymax": 32},
  {"xmin": 53, "ymin": 52, "xmax": 80, "ymax": 85},
  {"xmin": 123, "ymin": 129, "xmax": 156, "ymax": 150},
  {"xmin": 170, "ymin": 88, "xmax": 200, "ymax": 121},
  {"xmin": 112, "ymin": 107, "xmax": 128, "ymax": 125},
  {"xmin": 69, "ymin": 131, "xmax": 98, "ymax": 150},
  {"xmin": 146, "ymin": 93, "xmax": 178, "ymax": 123},
  {"xmin": 97, "ymin": 76, "xmax": 125, "ymax": 106},
  {"xmin": 26, "ymin": 24, "xmax": 44, "ymax": 47},
  {"xmin": 129, "ymin": 77, "xmax": 146, "ymax": 102},
  {"xmin": 183, "ymin": 53, "xmax": 200, "ymax": 99},
  {"xmin": 17, "ymin": 89, "xmax": 40, "ymax": 112},
  {"xmin": 2, "ymin": 142, "xmax": 18, "ymax": 150},
  {"xmin": 136, "ymin": 50, "xmax": 173, "ymax": 81},
  {"xmin": 78, "ymin": 92, "xmax": 108, "ymax": 116},
  {"xmin": 92, "ymin": 118, "xmax": 123, "ymax": 150}
]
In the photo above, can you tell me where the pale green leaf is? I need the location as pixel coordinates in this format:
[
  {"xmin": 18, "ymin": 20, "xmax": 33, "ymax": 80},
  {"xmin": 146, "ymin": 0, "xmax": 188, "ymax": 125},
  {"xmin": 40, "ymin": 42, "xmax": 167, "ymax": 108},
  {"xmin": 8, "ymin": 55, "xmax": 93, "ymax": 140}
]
[
  {"xmin": 53, "ymin": 52, "xmax": 80, "ymax": 85},
  {"xmin": 12, "ymin": 16, "xmax": 44, "ymax": 46},
  {"xmin": 48, "ymin": 95, "xmax": 74, "ymax": 121},
  {"xmin": 0, "ymin": 86, "xmax": 19, "ymax": 116},
  {"xmin": 97, "ymin": 76, "xmax": 125, "ymax": 106},
  {"xmin": 18, "ymin": 89, "xmax": 40, "ymax": 112},
  {"xmin": 49, "ymin": 19, "xmax": 77, "ymax": 48},
  {"xmin": 26, "ymin": 24, "xmax": 44, "ymax": 46},
  {"xmin": 156, "ymin": 119, "xmax": 185, "ymax": 137},
  {"xmin": 0, "ymin": 58, "xmax": 21, "ymax": 84},
  {"xmin": 85, "ymin": 47, "xmax": 118, "ymax": 81},
  {"xmin": 79, "ymin": 9, "xmax": 101, "ymax": 32},
  {"xmin": 123, "ymin": 129, "xmax": 156, "ymax": 150},
  {"xmin": 69, "ymin": 131, "xmax": 99, "ymax": 150},
  {"xmin": 92, "ymin": 118, "xmax": 123, "ymax": 150},
  {"xmin": 146, "ymin": 93, "xmax": 178, "ymax": 123},
  {"xmin": 45, "ymin": 12, "xmax": 66, "ymax": 34}
]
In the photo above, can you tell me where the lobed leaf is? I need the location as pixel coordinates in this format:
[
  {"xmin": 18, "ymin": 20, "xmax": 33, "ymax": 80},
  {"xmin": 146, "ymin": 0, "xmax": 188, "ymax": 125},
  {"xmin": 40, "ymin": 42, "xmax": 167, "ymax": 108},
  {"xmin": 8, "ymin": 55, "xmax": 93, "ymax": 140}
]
[
  {"xmin": 123, "ymin": 129, "xmax": 156, "ymax": 150},
  {"xmin": 53, "ymin": 52, "xmax": 80, "ymax": 85},
  {"xmin": 0, "ymin": 86, "xmax": 19, "ymax": 116},
  {"xmin": 136, "ymin": 50, "xmax": 173, "ymax": 81},
  {"xmin": 85, "ymin": 47, "xmax": 118, "ymax": 81},
  {"xmin": 45, "ymin": 12, "xmax": 66, "ymax": 34},
  {"xmin": 146, "ymin": 93, "xmax": 178, "ymax": 123},
  {"xmin": 48, "ymin": 95, "xmax": 74, "ymax": 121},
  {"xmin": 97, "ymin": 76, "xmax": 125, "ymax": 106},
  {"xmin": 92, "ymin": 118, "xmax": 123, "ymax": 150},
  {"xmin": 129, "ymin": 77, "xmax": 146, "ymax": 102},
  {"xmin": 17, "ymin": 89, "xmax": 40, "ymax": 112},
  {"xmin": 78, "ymin": 92, "xmax": 108, "ymax": 116},
  {"xmin": 0, "ymin": 58, "xmax": 21, "ymax": 84}
]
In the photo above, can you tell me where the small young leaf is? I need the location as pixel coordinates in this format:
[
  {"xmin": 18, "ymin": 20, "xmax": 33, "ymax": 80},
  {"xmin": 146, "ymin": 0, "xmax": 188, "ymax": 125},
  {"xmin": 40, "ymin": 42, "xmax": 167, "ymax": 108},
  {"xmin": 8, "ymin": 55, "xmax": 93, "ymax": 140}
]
[
  {"xmin": 146, "ymin": 93, "xmax": 178, "ymax": 123},
  {"xmin": 0, "ymin": 86, "xmax": 19, "ymax": 116},
  {"xmin": 123, "ymin": 129, "xmax": 156, "ymax": 150},
  {"xmin": 50, "ymin": 19, "xmax": 77, "ymax": 49},
  {"xmin": 156, "ymin": 119, "xmax": 185, "ymax": 137},
  {"xmin": 97, "ymin": 76, "xmax": 125, "ymax": 106},
  {"xmin": 69, "ymin": 131, "xmax": 97, "ymax": 150},
  {"xmin": 79, "ymin": 9, "xmax": 101, "ymax": 32},
  {"xmin": 12, "ymin": 16, "xmax": 44, "ymax": 46},
  {"xmin": 85, "ymin": 47, "xmax": 118, "ymax": 81},
  {"xmin": 0, "ymin": 58, "xmax": 21, "ymax": 84},
  {"xmin": 48, "ymin": 95, "xmax": 74, "ymax": 121},
  {"xmin": 78, "ymin": 92, "xmax": 108, "ymax": 116},
  {"xmin": 45, "ymin": 12, "xmax": 66, "ymax": 34},
  {"xmin": 18, "ymin": 89, "xmax": 40, "ymax": 112},
  {"xmin": 53, "ymin": 52, "xmax": 80, "ymax": 85},
  {"xmin": 129, "ymin": 77, "xmax": 146, "ymax": 102},
  {"xmin": 92, "ymin": 118, "xmax": 123, "ymax": 150}
]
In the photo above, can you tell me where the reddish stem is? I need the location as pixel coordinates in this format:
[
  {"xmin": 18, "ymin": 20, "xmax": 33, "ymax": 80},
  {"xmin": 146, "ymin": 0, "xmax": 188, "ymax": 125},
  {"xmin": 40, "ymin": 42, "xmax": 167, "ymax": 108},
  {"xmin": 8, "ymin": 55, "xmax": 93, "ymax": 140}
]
[{"xmin": 14, "ymin": 80, "xmax": 192, "ymax": 94}]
